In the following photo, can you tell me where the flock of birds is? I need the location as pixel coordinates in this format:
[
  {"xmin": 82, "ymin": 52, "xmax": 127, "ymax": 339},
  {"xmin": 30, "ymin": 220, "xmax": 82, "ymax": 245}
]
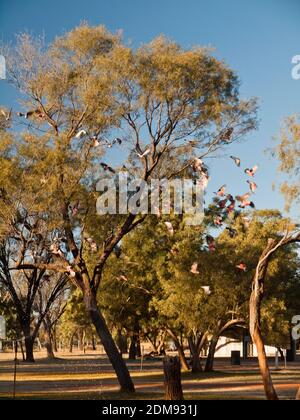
[
  {"xmin": 164, "ymin": 152, "xmax": 259, "ymax": 279},
  {"xmin": 1, "ymin": 107, "xmax": 154, "ymax": 174},
  {"xmin": 1, "ymin": 108, "xmax": 258, "ymax": 283}
]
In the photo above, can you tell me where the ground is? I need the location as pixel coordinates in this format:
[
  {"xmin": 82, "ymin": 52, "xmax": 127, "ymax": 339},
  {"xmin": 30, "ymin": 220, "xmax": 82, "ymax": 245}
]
[{"xmin": 0, "ymin": 350, "xmax": 299, "ymax": 400}]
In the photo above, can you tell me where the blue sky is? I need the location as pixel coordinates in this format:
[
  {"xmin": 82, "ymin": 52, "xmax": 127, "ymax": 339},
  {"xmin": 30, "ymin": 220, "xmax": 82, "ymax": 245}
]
[{"xmin": 0, "ymin": 0, "xmax": 300, "ymax": 216}]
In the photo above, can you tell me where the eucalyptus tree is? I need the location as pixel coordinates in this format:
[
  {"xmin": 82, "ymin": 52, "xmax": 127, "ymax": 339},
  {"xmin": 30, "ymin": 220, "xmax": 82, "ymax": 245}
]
[{"xmin": 1, "ymin": 24, "xmax": 257, "ymax": 391}]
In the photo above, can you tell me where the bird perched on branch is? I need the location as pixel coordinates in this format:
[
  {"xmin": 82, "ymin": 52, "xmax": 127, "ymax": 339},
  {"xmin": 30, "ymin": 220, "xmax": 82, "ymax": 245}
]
[
  {"xmin": 220, "ymin": 127, "xmax": 234, "ymax": 142},
  {"xmin": 242, "ymin": 217, "xmax": 251, "ymax": 229},
  {"xmin": 66, "ymin": 266, "xmax": 76, "ymax": 278},
  {"xmin": 165, "ymin": 222, "xmax": 174, "ymax": 236},
  {"xmin": 236, "ymin": 262, "xmax": 247, "ymax": 272},
  {"xmin": 192, "ymin": 158, "xmax": 209, "ymax": 176},
  {"xmin": 226, "ymin": 227, "xmax": 238, "ymax": 238},
  {"xmin": 91, "ymin": 136, "xmax": 100, "ymax": 147},
  {"xmin": 191, "ymin": 262, "xmax": 200, "ymax": 274},
  {"xmin": 50, "ymin": 243, "xmax": 65, "ymax": 259},
  {"xmin": 85, "ymin": 237, "xmax": 98, "ymax": 252}
]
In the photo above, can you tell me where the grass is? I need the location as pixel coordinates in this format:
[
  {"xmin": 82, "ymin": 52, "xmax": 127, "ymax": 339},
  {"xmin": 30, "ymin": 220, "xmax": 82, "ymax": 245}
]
[{"xmin": 0, "ymin": 352, "xmax": 299, "ymax": 400}]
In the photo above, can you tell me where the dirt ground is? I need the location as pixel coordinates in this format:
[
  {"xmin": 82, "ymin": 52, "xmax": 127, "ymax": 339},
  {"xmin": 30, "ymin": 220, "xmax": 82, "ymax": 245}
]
[{"xmin": 0, "ymin": 350, "xmax": 299, "ymax": 400}]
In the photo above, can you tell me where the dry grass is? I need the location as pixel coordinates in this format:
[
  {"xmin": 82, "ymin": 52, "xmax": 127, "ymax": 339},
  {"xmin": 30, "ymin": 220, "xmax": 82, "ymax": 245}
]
[{"xmin": 0, "ymin": 350, "xmax": 299, "ymax": 400}]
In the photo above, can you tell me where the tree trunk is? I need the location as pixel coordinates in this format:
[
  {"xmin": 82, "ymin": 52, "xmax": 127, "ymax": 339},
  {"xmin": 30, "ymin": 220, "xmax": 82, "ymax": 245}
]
[
  {"xmin": 204, "ymin": 335, "xmax": 218, "ymax": 372},
  {"xmin": 69, "ymin": 331, "xmax": 76, "ymax": 353},
  {"xmin": 53, "ymin": 328, "xmax": 58, "ymax": 353},
  {"xmin": 250, "ymin": 292, "xmax": 278, "ymax": 400},
  {"xmin": 44, "ymin": 321, "xmax": 55, "ymax": 359},
  {"xmin": 188, "ymin": 336, "xmax": 202, "ymax": 373},
  {"xmin": 157, "ymin": 330, "xmax": 167, "ymax": 355},
  {"xmin": 249, "ymin": 240, "xmax": 279, "ymax": 401},
  {"xmin": 163, "ymin": 356, "xmax": 184, "ymax": 400},
  {"xmin": 116, "ymin": 329, "xmax": 128, "ymax": 355},
  {"xmin": 91, "ymin": 335, "xmax": 96, "ymax": 351},
  {"xmin": 20, "ymin": 341, "xmax": 26, "ymax": 362},
  {"xmin": 84, "ymin": 290, "xmax": 135, "ymax": 393},
  {"xmin": 24, "ymin": 335, "xmax": 35, "ymax": 363},
  {"xmin": 21, "ymin": 322, "xmax": 35, "ymax": 363},
  {"xmin": 129, "ymin": 335, "xmax": 137, "ymax": 360},
  {"xmin": 79, "ymin": 330, "xmax": 84, "ymax": 351},
  {"xmin": 296, "ymin": 387, "xmax": 300, "ymax": 400},
  {"xmin": 82, "ymin": 330, "xmax": 86, "ymax": 354},
  {"xmin": 167, "ymin": 329, "xmax": 189, "ymax": 371},
  {"xmin": 136, "ymin": 332, "xmax": 141, "ymax": 358}
]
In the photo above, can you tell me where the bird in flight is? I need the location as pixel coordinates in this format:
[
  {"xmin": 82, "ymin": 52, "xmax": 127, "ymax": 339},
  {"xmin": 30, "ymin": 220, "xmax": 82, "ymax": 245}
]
[
  {"xmin": 239, "ymin": 200, "xmax": 255, "ymax": 209},
  {"xmin": 215, "ymin": 185, "xmax": 226, "ymax": 197},
  {"xmin": 226, "ymin": 195, "xmax": 236, "ymax": 213},
  {"xmin": 0, "ymin": 108, "xmax": 12, "ymax": 121},
  {"xmin": 230, "ymin": 156, "xmax": 241, "ymax": 167},
  {"xmin": 245, "ymin": 165, "xmax": 258, "ymax": 177},
  {"xmin": 112, "ymin": 138, "xmax": 123, "ymax": 145},
  {"xmin": 236, "ymin": 193, "xmax": 251, "ymax": 203},
  {"xmin": 236, "ymin": 193, "xmax": 255, "ymax": 209},
  {"xmin": 218, "ymin": 198, "xmax": 228, "ymax": 209},
  {"xmin": 75, "ymin": 129, "xmax": 88, "ymax": 139},
  {"xmin": 247, "ymin": 180, "xmax": 258, "ymax": 193},
  {"xmin": 101, "ymin": 163, "xmax": 116, "ymax": 174},
  {"xmin": 226, "ymin": 201, "xmax": 236, "ymax": 213},
  {"xmin": 17, "ymin": 109, "xmax": 44, "ymax": 119},
  {"xmin": 137, "ymin": 149, "xmax": 151, "ymax": 159}
]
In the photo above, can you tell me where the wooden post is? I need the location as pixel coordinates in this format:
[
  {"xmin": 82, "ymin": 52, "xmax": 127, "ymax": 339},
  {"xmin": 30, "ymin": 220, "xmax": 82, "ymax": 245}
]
[
  {"xmin": 163, "ymin": 356, "xmax": 184, "ymax": 400},
  {"xmin": 13, "ymin": 341, "xmax": 18, "ymax": 399},
  {"xmin": 296, "ymin": 387, "xmax": 300, "ymax": 400}
]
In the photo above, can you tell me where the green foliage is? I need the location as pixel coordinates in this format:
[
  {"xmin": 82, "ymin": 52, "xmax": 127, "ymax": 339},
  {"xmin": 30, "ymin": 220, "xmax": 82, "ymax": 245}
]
[{"xmin": 274, "ymin": 115, "xmax": 300, "ymax": 211}]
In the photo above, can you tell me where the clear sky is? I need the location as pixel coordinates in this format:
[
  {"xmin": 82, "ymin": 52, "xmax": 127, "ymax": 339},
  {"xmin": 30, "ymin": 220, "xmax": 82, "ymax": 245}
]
[{"xmin": 0, "ymin": 0, "xmax": 300, "ymax": 216}]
